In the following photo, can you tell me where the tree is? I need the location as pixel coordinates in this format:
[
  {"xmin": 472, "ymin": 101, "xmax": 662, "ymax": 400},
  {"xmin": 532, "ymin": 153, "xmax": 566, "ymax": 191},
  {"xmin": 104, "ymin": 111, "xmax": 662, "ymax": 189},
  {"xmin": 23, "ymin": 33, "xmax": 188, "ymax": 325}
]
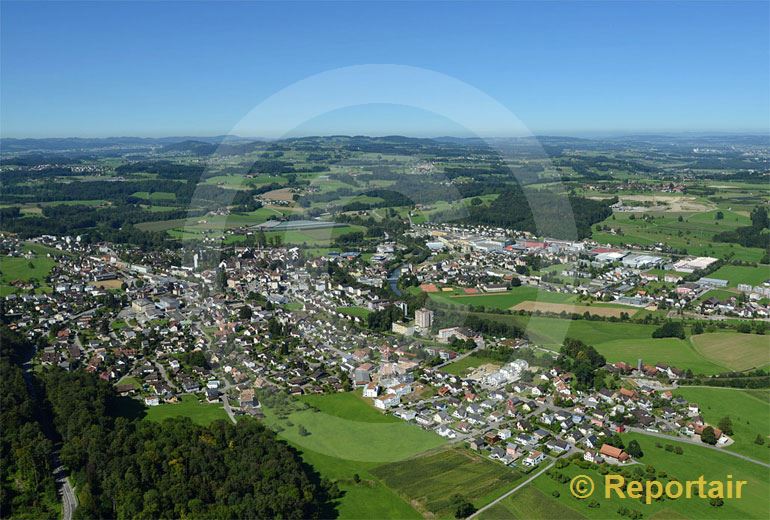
[
  {"xmin": 450, "ymin": 495, "xmax": 477, "ymax": 519},
  {"xmin": 239, "ymin": 306, "xmax": 253, "ymax": 320},
  {"xmin": 626, "ymin": 439, "xmax": 644, "ymax": 458},
  {"xmin": 701, "ymin": 426, "xmax": 718, "ymax": 445},
  {"xmin": 715, "ymin": 211, "xmax": 724, "ymax": 220},
  {"xmin": 717, "ymin": 416, "xmax": 733, "ymax": 436},
  {"xmin": 754, "ymin": 434, "xmax": 765, "ymax": 445}
]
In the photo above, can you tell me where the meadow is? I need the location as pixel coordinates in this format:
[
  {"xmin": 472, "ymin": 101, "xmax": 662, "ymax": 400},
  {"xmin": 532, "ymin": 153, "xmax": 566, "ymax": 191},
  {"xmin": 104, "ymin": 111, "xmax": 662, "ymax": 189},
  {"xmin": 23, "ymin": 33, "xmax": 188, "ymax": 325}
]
[
  {"xmin": 466, "ymin": 313, "xmax": 740, "ymax": 375},
  {"xmin": 261, "ymin": 392, "xmax": 447, "ymax": 518},
  {"xmin": 592, "ymin": 208, "xmax": 766, "ymax": 262},
  {"xmin": 143, "ymin": 394, "xmax": 229, "ymax": 426},
  {"xmin": 336, "ymin": 306, "xmax": 372, "ymax": 318},
  {"xmin": 689, "ymin": 333, "xmax": 770, "ymax": 372},
  {"xmin": 674, "ymin": 387, "xmax": 770, "ymax": 463},
  {"xmin": 0, "ymin": 251, "xmax": 56, "ymax": 296},
  {"xmin": 707, "ymin": 265, "xmax": 770, "ymax": 287}
]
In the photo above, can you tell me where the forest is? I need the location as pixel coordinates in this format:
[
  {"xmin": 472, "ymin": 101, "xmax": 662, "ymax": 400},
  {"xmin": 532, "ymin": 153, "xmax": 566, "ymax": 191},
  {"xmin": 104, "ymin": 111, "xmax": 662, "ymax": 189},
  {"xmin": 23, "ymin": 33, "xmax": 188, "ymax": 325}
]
[{"xmin": 0, "ymin": 328, "xmax": 337, "ymax": 519}]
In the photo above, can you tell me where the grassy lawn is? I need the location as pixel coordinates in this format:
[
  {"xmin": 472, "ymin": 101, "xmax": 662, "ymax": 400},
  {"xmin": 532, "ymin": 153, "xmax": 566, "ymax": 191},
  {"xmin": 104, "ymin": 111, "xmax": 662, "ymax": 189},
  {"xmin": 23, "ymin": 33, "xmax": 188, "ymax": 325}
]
[
  {"xmin": 336, "ymin": 306, "xmax": 372, "ymax": 318},
  {"xmin": 262, "ymin": 398, "xmax": 444, "ymax": 463},
  {"xmin": 690, "ymin": 333, "xmax": 770, "ymax": 371},
  {"xmin": 143, "ymin": 395, "xmax": 229, "ymax": 426},
  {"xmin": 674, "ymin": 387, "xmax": 770, "ymax": 463},
  {"xmin": 0, "ymin": 252, "xmax": 56, "ymax": 296},
  {"xmin": 707, "ymin": 265, "xmax": 770, "ymax": 288},
  {"xmin": 298, "ymin": 392, "xmax": 400, "ymax": 424},
  {"xmin": 595, "ymin": 337, "xmax": 728, "ymax": 375},
  {"xmin": 479, "ymin": 485, "xmax": 586, "ymax": 519},
  {"xmin": 441, "ymin": 354, "xmax": 502, "ymax": 376},
  {"xmin": 261, "ymin": 392, "xmax": 445, "ymax": 518},
  {"xmin": 116, "ymin": 375, "xmax": 142, "ymax": 390},
  {"xmin": 371, "ymin": 447, "xmax": 522, "ymax": 518},
  {"xmin": 495, "ymin": 432, "xmax": 769, "ymax": 519}
]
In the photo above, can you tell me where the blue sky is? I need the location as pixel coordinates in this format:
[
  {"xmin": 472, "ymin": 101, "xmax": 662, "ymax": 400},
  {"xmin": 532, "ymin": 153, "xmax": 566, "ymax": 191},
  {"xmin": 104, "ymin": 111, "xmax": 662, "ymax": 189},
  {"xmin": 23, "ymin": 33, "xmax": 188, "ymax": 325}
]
[{"xmin": 1, "ymin": 1, "xmax": 768, "ymax": 137}]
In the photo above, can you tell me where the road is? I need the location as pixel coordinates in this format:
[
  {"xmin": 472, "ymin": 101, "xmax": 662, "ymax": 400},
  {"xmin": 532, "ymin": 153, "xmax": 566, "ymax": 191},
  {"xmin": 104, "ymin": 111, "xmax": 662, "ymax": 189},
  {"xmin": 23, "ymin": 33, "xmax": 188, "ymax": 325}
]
[
  {"xmin": 469, "ymin": 459, "xmax": 556, "ymax": 519},
  {"xmin": 154, "ymin": 361, "xmax": 178, "ymax": 391},
  {"xmin": 627, "ymin": 427, "xmax": 770, "ymax": 468},
  {"xmin": 54, "ymin": 461, "xmax": 78, "ymax": 520},
  {"xmin": 222, "ymin": 394, "xmax": 237, "ymax": 424}
]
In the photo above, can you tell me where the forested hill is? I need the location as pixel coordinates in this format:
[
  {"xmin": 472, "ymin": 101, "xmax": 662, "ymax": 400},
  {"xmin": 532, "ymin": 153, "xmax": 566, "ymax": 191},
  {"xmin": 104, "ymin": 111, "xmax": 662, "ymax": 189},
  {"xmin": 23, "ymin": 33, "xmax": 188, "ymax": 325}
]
[
  {"xmin": 0, "ymin": 328, "xmax": 338, "ymax": 519},
  {"xmin": 464, "ymin": 189, "xmax": 615, "ymax": 239}
]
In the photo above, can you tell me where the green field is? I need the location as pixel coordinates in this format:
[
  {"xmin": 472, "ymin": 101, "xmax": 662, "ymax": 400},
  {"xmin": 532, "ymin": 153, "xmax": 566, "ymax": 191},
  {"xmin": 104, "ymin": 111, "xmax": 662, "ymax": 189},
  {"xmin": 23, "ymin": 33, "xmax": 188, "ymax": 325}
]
[
  {"xmin": 466, "ymin": 313, "xmax": 736, "ymax": 375},
  {"xmin": 480, "ymin": 485, "xmax": 586, "ymax": 519},
  {"xmin": 707, "ymin": 265, "xmax": 770, "ymax": 288},
  {"xmin": 143, "ymin": 394, "xmax": 229, "ymax": 426},
  {"xmin": 0, "ymin": 251, "xmax": 56, "ymax": 296},
  {"xmin": 674, "ymin": 387, "xmax": 770, "ymax": 463},
  {"xmin": 592, "ymin": 209, "xmax": 766, "ymax": 262},
  {"xmin": 372, "ymin": 447, "xmax": 522, "ymax": 518},
  {"xmin": 690, "ymin": 333, "xmax": 770, "ymax": 372},
  {"xmin": 131, "ymin": 191, "xmax": 176, "ymax": 201},
  {"xmin": 485, "ymin": 432, "xmax": 770, "ymax": 519},
  {"xmin": 261, "ymin": 392, "xmax": 446, "ymax": 518},
  {"xmin": 336, "ymin": 306, "xmax": 372, "ymax": 318},
  {"xmin": 430, "ymin": 286, "xmax": 577, "ymax": 309}
]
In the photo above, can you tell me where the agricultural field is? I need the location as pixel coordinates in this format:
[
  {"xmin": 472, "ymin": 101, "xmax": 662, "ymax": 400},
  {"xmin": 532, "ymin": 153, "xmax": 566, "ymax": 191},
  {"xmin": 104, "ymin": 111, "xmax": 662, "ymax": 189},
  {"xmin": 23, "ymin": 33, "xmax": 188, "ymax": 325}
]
[
  {"xmin": 674, "ymin": 387, "xmax": 770, "ymax": 463},
  {"xmin": 485, "ymin": 432, "xmax": 769, "ymax": 520},
  {"xmin": 143, "ymin": 395, "xmax": 230, "ymax": 426},
  {"xmin": 690, "ymin": 333, "xmax": 770, "ymax": 372},
  {"xmin": 371, "ymin": 447, "xmax": 522, "ymax": 518}
]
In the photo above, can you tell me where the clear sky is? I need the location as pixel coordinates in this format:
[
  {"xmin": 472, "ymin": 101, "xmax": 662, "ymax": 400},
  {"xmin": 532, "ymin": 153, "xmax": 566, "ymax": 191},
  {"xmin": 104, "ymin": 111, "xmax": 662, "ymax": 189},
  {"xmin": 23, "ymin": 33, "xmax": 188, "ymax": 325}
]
[{"xmin": 1, "ymin": 1, "xmax": 768, "ymax": 138}]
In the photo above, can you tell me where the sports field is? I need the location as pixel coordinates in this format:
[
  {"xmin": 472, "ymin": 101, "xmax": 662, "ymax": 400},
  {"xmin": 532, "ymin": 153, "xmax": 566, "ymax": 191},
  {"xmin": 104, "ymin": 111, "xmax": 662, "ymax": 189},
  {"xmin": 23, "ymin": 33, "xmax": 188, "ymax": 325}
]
[
  {"xmin": 674, "ymin": 386, "xmax": 770, "ymax": 463},
  {"xmin": 690, "ymin": 333, "xmax": 770, "ymax": 371}
]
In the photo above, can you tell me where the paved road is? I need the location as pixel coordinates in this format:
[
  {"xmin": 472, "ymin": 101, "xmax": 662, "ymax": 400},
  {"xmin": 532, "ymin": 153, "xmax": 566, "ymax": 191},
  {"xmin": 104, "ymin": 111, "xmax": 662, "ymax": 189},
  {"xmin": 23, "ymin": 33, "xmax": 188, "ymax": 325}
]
[
  {"xmin": 222, "ymin": 394, "xmax": 237, "ymax": 424},
  {"xmin": 469, "ymin": 459, "xmax": 556, "ymax": 519},
  {"xmin": 154, "ymin": 361, "xmax": 178, "ymax": 391},
  {"xmin": 56, "ymin": 470, "xmax": 78, "ymax": 520},
  {"xmin": 627, "ymin": 427, "xmax": 770, "ymax": 468}
]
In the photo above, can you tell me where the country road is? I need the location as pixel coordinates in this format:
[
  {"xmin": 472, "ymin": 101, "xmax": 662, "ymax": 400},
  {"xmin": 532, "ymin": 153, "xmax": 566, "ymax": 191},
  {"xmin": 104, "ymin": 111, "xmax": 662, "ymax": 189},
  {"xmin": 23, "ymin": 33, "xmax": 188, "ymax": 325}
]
[
  {"xmin": 628, "ymin": 427, "xmax": 770, "ymax": 468},
  {"xmin": 468, "ymin": 460, "xmax": 556, "ymax": 519}
]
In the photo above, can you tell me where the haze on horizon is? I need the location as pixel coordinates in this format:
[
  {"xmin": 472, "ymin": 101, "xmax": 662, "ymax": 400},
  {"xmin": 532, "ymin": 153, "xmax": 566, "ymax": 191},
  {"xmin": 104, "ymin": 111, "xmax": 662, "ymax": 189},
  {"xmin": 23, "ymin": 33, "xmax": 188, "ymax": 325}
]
[{"xmin": 1, "ymin": 1, "xmax": 769, "ymax": 138}]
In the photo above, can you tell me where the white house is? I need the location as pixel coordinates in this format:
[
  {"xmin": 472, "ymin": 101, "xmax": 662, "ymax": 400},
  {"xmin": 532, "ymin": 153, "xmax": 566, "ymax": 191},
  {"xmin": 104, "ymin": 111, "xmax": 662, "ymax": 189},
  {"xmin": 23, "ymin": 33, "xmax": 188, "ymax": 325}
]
[
  {"xmin": 363, "ymin": 382, "xmax": 379, "ymax": 398},
  {"xmin": 522, "ymin": 450, "xmax": 545, "ymax": 467},
  {"xmin": 374, "ymin": 393, "xmax": 399, "ymax": 410}
]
